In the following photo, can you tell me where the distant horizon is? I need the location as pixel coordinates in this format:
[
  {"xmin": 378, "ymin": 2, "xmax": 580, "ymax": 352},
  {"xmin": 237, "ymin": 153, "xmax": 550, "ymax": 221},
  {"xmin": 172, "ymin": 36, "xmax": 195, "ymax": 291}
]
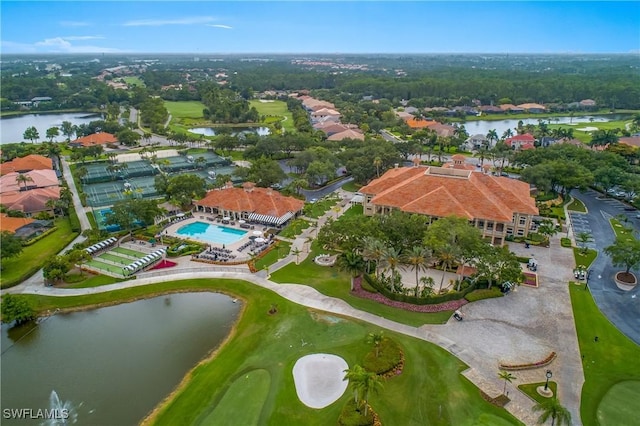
[
  {"xmin": 1, "ymin": 1, "xmax": 638, "ymax": 55},
  {"xmin": 2, "ymin": 52, "xmax": 638, "ymax": 57}
]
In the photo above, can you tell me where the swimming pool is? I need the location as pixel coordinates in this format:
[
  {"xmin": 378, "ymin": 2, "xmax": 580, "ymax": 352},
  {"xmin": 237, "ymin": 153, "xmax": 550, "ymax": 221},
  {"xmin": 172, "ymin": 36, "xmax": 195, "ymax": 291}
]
[{"xmin": 176, "ymin": 222, "xmax": 247, "ymax": 245}]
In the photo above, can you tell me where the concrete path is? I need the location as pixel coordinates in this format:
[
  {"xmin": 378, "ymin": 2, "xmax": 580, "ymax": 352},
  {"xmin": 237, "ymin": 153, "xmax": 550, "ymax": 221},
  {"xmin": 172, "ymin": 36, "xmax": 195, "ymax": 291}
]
[{"xmin": 60, "ymin": 156, "xmax": 91, "ymax": 232}]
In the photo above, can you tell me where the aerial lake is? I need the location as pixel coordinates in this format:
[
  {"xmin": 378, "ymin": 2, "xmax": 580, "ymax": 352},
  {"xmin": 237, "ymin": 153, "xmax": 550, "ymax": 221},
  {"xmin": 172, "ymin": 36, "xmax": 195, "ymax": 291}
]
[
  {"xmin": 0, "ymin": 112, "xmax": 104, "ymax": 144},
  {"xmin": 0, "ymin": 292, "xmax": 241, "ymax": 425}
]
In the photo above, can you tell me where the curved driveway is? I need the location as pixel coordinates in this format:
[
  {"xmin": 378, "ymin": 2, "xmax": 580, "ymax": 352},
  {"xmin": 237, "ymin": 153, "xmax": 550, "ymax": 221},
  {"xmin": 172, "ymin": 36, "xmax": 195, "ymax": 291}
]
[{"xmin": 570, "ymin": 189, "xmax": 640, "ymax": 345}]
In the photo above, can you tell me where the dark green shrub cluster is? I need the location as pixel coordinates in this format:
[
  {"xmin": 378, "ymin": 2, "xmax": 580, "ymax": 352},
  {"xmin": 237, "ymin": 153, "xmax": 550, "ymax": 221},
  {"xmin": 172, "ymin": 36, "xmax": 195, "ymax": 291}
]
[
  {"xmin": 362, "ymin": 338, "xmax": 402, "ymax": 375},
  {"xmin": 363, "ymin": 274, "xmax": 476, "ymax": 305},
  {"xmin": 465, "ymin": 287, "xmax": 504, "ymax": 302},
  {"xmin": 338, "ymin": 399, "xmax": 375, "ymax": 426},
  {"xmin": 561, "ymin": 237, "xmax": 572, "ymax": 248}
]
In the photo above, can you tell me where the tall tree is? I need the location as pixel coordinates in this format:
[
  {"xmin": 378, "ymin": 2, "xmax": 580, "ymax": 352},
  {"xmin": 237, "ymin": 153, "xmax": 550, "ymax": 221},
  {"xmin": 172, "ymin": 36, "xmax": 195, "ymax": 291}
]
[
  {"xmin": 498, "ymin": 370, "xmax": 516, "ymax": 395},
  {"xmin": 0, "ymin": 231, "xmax": 23, "ymax": 260},
  {"xmin": 532, "ymin": 397, "xmax": 572, "ymax": 426},
  {"xmin": 337, "ymin": 251, "xmax": 365, "ymax": 291},
  {"xmin": 60, "ymin": 121, "xmax": 76, "ymax": 142},
  {"xmin": 23, "ymin": 126, "xmax": 40, "ymax": 143},
  {"xmin": 343, "ymin": 364, "xmax": 383, "ymax": 417},
  {"xmin": 366, "ymin": 331, "xmax": 384, "ymax": 358},
  {"xmin": 1, "ymin": 294, "xmax": 35, "ymax": 325},
  {"xmin": 604, "ymin": 237, "xmax": 640, "ymax": 276},
  {"xmin": 46, "ymin": 126, "xmax": 60, "ymax": 142},
  {"xmin": 576, "ymin": 231, "xmax": 593, "ymax": 255},
  {"xmin": 15, "ymin": 173, "xmax": 33, "ymax": 191},
  {"xmin": 403, "ymin": 245, "xmax": 432, "ymax": 296}
]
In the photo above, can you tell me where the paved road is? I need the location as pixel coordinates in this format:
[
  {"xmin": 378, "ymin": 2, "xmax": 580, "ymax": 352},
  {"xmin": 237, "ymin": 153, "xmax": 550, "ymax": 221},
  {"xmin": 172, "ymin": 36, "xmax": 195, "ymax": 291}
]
[
  {"xmin": 60, "ymin": 156, "xmax": 91, "ymax": 232},
  {"xmin": 300, "ymin": 176, "xmax": 353, "ymax": 201},
  {"xmin": 569, "ymin": 189, "xmax": 640, "ymax": 345}
]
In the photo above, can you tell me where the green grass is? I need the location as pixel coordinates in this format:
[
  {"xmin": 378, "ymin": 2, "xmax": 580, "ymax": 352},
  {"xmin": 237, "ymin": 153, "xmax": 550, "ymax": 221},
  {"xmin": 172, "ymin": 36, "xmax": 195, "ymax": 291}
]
[
  {"xmin": 567, "ymin": 198, "xmax": 587, "ymax": 213},
  {"xmin": 341, "ymin": 181, "xmax": 362, "ymax": 192},
  {"xmin": 569, "ymin": 285, "xmax": 640, "ymax": 426},
  {"xmin": 87, "ymin": 259, "xmax": 124, "ymax": 274},
  {"xmin": 254, "ymin": 241, "xmax": 291, "ymax": 271},
  {"xmin": 98, "ymin": 252, "xmax": 133, "ymax": 265},
  {"xmin": 164, "ymin": 101, "xmax": 207, "ymax": 119},
  {"xmin": 249, "ymin": 100, "xmax": 295, "ymax": 131},
  {"xmin": 64, "ymin": 274, "xmax": 123, "ymax": 288},
  {"xmin": 278, "ymin": 218, "xmax": 311, "ymax": 239},
  {"xmin": 465, "ymin": 287, "xmax": 504, "ymax": 302},
  {"xmin": 304, "ymin": 197, "xmax": 340, "ymax": 219},
  {"xmin": 573, "ymin": 247, "xmax": 597, "ymax": 269},
  {"xmin": 15, "ymin": 279, "xmax": 519, "ymax": 425},
  {"xmin": 270, "ymin": 242, "xmax": 453, "ymax": 326},
  {"xmin": 121, "ymin": 76, "xmax": 145, "ymax": 87},
  {"xmin": 341, "ymin": 203, "xmax": 363, "ymax": 219},
  {"xmin": 610, "ymin": 218, "xmax": 636, "ymax": 243},
  {"xmin": 597, "ymin": 381, "xmax": 640, "ymax": 426},
  {"xmin": 517, "ymin": 382, "xmax": 558, "ymax": 405},
  {"xmin": 197, "ymin": 369, "xmax": 271, "ymax": 426},
  {"xmin": 112, "ymin": 247, "xmax": 147, "ymax": 257},
  {"xmin": 0, "ymin": 218, "xmax": 79, "ymax": 288}
]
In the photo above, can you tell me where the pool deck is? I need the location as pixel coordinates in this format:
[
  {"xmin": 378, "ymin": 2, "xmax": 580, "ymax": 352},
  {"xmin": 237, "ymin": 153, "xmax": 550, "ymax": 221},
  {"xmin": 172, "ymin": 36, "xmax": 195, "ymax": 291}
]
[{"xmin": 164, "ymin": 215, "xmax": 270, "ymax": 262}]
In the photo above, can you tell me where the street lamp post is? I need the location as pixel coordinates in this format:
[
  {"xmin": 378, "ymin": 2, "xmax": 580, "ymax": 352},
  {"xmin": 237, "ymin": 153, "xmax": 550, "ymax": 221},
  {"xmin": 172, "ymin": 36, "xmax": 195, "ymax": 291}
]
[
  {"xmin": 585, "ymin": 269, "xmax": 592, "ymax": 291},
  {"xmin": 544, "ymin": 370, "xmax": 553, "ymax": 391}
]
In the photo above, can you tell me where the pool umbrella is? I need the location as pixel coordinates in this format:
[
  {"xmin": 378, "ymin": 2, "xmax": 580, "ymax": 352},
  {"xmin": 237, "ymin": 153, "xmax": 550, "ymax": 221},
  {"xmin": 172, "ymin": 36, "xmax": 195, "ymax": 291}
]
[
  {"xmin": 238, "ymin": 220, "xmax": 246, "ymax": 224},
  {"xmin": 223, "ymin": 216, "xmax": 231, "ymax": 221},
  {"xmin": 255, "ymin": 237, "xmax": 266, "ymax": 243},
  {"xmin": 253, "ymin": 230, "xmax": 263, "ymax": 236}
]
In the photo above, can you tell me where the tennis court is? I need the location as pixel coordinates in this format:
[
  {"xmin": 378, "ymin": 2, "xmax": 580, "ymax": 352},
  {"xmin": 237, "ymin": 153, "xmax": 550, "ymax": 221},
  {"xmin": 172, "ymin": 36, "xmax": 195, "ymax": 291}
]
[
  {"xmin": 98, "ymin": 252, "xmax": 131, "ymax": 265},
  {"xmin": 112, "ymin": 247, "xmax": 147, "ymax": 258},
  {"xmin": 84, "ymin": 176, "xmax": 160, "ymax": 207},
  {"xmin": 87, "ymin": 259, "xmax": 125, "ymax": 275},
  {"xmin": 161, "ymin": 152, "xmax": 231, "ymax": 173}
]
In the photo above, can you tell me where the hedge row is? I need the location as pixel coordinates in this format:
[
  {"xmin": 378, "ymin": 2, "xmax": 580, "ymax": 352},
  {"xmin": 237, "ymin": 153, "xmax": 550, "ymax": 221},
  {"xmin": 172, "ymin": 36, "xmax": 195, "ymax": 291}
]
[
  {"xmin": 363, "ymin": 274, "xmax": 476, "ymax": 305},
  {"xmin": 22, "ymin": 226, "xmax": 58, "ymax": 246}
]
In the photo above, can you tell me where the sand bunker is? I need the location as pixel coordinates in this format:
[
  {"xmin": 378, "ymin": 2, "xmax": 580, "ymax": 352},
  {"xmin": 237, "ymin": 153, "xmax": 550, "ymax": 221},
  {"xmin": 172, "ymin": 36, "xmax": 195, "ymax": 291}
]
[
  {"xmin": 576, "ymin": 126, "xmax": 599, "ymax": 132},
  {"xmin": 292, "ymin": 353, "xmax": 348, "ymax": 409}
]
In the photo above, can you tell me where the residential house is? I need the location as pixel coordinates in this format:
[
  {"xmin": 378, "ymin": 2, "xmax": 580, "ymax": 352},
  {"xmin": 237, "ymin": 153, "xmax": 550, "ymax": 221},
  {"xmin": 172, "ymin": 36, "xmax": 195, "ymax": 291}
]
[
  {"xmin": 310, "ymin": 108, "xmax": 341, "ymax": 122},
  {"xmin": 404, "ymin": 118, "xmax": 437, "ymax": 130},
  {"xmin": 499, "ymin": 104, "xmax": 524, "ymax": 113},
  {"xmin": 442, "ymin": 154, "xmax": 475, "ymax": 171},
  {"xmin": 314, "ymin": 123, "xmax": 350, "ymax": 136},
  {"xmin": 579, "ymin": 99, "xmax": 597, "ymax": 108},
  {"xmin": 429, "ymin": 123, "xmax": 456, "ymax": 138},
  {"xmin": 539, "ymin": 136, "xmax": 557, "ymax": 148},
  {"xmin": 479, "ymin": 105, "xmax": 503, "ymax": 114},
  {"xmin": 0, "ymin": 187, "xmax": 61, "ymax": 216},
  {"xmin": 619, "ymin": 136, "xmax": 640, "ymax": 148},
  {"xmin": 465, "ymin": 134, "xmax": 488, "ymax": 150},
  {"xmin": 194, "ymin": 182, "xmax": 305, "ymax": 227},
  {"xmin": 359, "ymin": 165, "xmax": 538, "ymax": 246},
  {"xmin": 506, "ymin": 134, "xmax": 536, "ymax": 150},
  {"xmin": 0, "ymin": 213, "xmax": 53, "ymax": 239},
  {"xmin": 0, "ymin": 214, "xmax": 35, "ymax": 234},
  {"xmin": 327, "ymin": 129, "xmax": 365, "ymax": 141},
  {"xmin": 0, "ymin": 170, "xmax": 59, "ymax": 193},
  {"xmin": 517, "ymin": 103, "xmax": 546, "ymax": 113},
  {"xmin": 0, "ymin": 154, "xmax": 53, "ymax": 176},
  {"xmin": 70, "ymin": 132, "xmax": 118, "ymax": 148}
]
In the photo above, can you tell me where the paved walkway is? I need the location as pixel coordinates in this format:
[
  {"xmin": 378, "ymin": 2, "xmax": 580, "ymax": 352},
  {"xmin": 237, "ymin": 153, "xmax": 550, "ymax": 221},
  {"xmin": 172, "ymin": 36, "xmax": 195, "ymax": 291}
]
[{"xmin": 3, "ymin": 191, "xmax": 585, "ymax": 425}]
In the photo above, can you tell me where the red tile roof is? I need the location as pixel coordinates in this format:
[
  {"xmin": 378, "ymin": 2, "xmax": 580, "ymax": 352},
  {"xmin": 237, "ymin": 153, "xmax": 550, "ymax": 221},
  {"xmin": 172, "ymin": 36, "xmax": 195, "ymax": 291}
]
[
  {"xmin": 506, "ymin": 134, "xmax": 535, "ymax": 142},
  {"xmin": 72, "ymin": 132, "xmax": 117, "ymax": 147},
  {"xmin": 0, "ymin": 187, "xmax": 61, "ymax": 214},
  {"xmin": 0, "ymin": 170, "xmax": 59, "ymax": 194},
  {"xmin": 0, "ymin": 155, "xmax": 52, "ymax": 175},
  {"xmin": 327, "ymin": 129, "xmax": 365, "ymax": 141},
  {"xmin": 195, "ymin": 186, "xmax": 304, "ymax": 218},
  {"xmin": 404, "ymin": 118, "xmax": 437, "ymax": 129},
  {"xmin": 360, "ymin": 166, "xmax": 537, "ymax": 223},
  {"xmin": 0, "ymin": 213, "xmax": 35, "ymax": 233},
  {"xmin": 619, "ymin": 136, "xmax": 640, "ymax": 148}
]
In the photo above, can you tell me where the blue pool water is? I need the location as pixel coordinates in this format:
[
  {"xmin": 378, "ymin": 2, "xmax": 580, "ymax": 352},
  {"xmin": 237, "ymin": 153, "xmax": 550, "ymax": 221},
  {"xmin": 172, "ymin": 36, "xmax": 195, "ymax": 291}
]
[{"xmin": 176, "ymin": 222, "xmax": 247, "ymax": 244}]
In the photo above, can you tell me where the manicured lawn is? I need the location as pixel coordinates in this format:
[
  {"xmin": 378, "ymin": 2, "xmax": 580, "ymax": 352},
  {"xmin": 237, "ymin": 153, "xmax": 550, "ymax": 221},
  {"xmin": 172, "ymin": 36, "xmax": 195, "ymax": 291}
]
[
  {"xmin": 0, "ymin": 218, "xmax": 79, "ymax": 288},
  {"xmin": 270, "ymin": 242, "xmax": 453, "ymax": 326},
  {"xmin": 249, "ymin": 100, "xmax": 295, "ymax": 132},
  {"xmin": 16, "ymin": 279, "xmax": 519, "ymax": 425},
  {"xmin": 569, "ymin": 285, "xmax": 640, "ymax": 426},
  {"xmin": 164, "ymin": 101, "xmax": 207, "ymax": 119},
  {"xmin": 278, "ymin": 218, "xmax": 311, "ymax": 239},
  {"xmin": 341, "ymin": 203, "xmax": 363, "ymax": 219},
  {"xmin": 303, "ymin": 197, "xmax": 339, "ymax": 219},
  {"xmin": 573, "ymin": 247, "xmax": 597, "ymax": 269},
  {"xmin": 341, "ymin": 181, "xmax": 361, "ymax": 192},
  {"xmin": 63, "ymin": 274, "xmax": 123, "ymax": 289},
  {"xmin": 254, "ymin": 241, "xmax": 291, "ymax": 271},
  {"xmin": 567, "ymin": 198, "xmax": 587, "ymax": 213},
  {"xmin": 121, "ymin": 76, "xmax": 145, "ymax": 87},
  {"xmin": 517, "ymin": 381, "xmax": 558, "ymax": 405},
  {"xmin": 610, "ymin": 218, "xmax": 636, "ymax": 243}
]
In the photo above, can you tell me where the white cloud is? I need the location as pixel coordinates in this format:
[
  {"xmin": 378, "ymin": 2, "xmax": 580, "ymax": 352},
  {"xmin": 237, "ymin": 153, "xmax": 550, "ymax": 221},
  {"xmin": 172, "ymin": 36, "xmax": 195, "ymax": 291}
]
[
  {"xmin": 1, "ymin": 40, "xmax": 38, "ymax": 53},
  {"xmin": 123, "ymin": 16, "xmax": 217, "ymax": 26},
  {"xmin": 60, "ymin": 36, "xmax": 105, "ymax": 41},
  {"xmin": 31, "ymin": 37, "xmax": 124, "ymax": 53},
  {"xmin": 60, "ymin": 20, "xmax": 90, "ymax": 27},
  {"xmin": 207, "ymin": 24, "xmax": 233, "ymax": 30}
]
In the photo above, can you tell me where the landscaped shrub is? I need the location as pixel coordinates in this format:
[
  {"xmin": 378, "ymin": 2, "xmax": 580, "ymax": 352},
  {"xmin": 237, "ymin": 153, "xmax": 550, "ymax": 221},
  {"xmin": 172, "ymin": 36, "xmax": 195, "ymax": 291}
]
[
  {"xmin": 516, "ymin": 255, "xmax": 530, "ymax": 264},
  {"xmin": 22, "ymin": 226, "xmax": 58, "ymax": 246},
  {"xmin": 338, "ymin": 399, "xmax": 375, "ymax": 426},
  {"xmin": 363, "ymin": 274, "xmax": 476, "ymax": 305},
  {"xmin": 465, "ymin": 287, "xmax": 504, "ymax": 302},
  {"xmin": 561, "ymin": 237, "xmax": 572, "ymax": 248},
  {"xmin": 363, "ymin": 337, "xmax": 403, "ymax": 376}
]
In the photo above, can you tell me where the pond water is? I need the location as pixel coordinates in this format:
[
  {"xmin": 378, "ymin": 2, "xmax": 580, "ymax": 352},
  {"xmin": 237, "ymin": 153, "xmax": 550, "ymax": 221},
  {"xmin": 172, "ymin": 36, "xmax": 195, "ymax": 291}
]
[
  {"xmin": 1, "ymin": 112, "xmax": 104, "ymax": 144},
  {"xmin": 0, "ymin": 292, "xmax": 241, "ymax": 425},
  {"xmin": 462, "ymin": 113, "xmax": 631, "ymax": 137},
  {"xmin": 189, "ymin": 126, "xmax": 271, "ymax": 137}
]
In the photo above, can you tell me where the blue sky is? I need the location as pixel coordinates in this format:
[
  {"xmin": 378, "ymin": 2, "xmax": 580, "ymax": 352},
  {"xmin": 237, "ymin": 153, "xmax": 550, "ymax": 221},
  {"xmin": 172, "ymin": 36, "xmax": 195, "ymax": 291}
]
[{"xmin": 1, "ymin": 1, "xmax": 638, "ymax": 54}]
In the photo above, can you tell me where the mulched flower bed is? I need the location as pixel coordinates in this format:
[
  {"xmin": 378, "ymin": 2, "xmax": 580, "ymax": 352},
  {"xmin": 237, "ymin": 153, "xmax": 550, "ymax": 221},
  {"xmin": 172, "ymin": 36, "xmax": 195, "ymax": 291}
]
[
  {"xmin": 351, "ymin": 276, "xmax": 467, "ymax": 313},
  {"xmin": 499, "ymin": 351, "xmax": 557, "ymax": 371},
  {"xmin": 522, "ymin": 272, "xmax": 538, "ymax": 287},
  {"xmin": 151, "ymin": 260, "xmax": 177, "ymax": 270}
]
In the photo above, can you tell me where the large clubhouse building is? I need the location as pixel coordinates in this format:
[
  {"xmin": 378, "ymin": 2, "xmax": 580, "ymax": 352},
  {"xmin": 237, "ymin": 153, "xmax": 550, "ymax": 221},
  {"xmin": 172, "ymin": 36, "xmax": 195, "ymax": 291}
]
[{"xmin": 360, "ymin": 165, "xmax": 538, "ymax": 246}]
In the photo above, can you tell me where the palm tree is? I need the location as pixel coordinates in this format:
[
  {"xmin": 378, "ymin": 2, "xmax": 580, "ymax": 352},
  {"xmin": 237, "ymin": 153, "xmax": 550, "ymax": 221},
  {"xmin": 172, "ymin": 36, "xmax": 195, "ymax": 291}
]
[
  {"xmin": 403, "ymin": 246, "xmax": 432, "ymax": 297},
  {"xmin": 343, "ymin": 365, "xmax": 383, "ymax": 417},
  {"xmin": 76, "ymin": 166, "xmax": 88, "ymax": 184},
  {"xmin": 15, "ymin": 173, "xmax": 33, "ymax": 191},
  {"xmin": 366, "ymin": 331, "xmax": 384, "ymax": 358},
  {"xmin": 361, "ymin": 236, "xmax": 381, "ymax": 275},
  {"xmin": 475, "ymin": 145, "xmax": 490, "ymax": 167},
  {"xmin": 381, "ymin": 246, "xmax": 402, "ymax": 282},
  {"xmin": 291, "ymin": 247, "xmax": 302, "ymax": 264},
  {"xmin": 532, "ymin": 397, "xmax": 572, "ymax": 426},
  {"xmin": 338, "ymin": 251, "xmax": 365, "ymax": 291},
  {"xmin": 486, "ymin": 129, "xmax": 499, "ymax": 146},
  {"xmin": 435, "ymin": 243, "xmax": 459, "ymax": 293},
  {"xmin": 577, "ymin": 231, "xmax": 593, "ymax": 255},
  {"xmin": 498, "ymin": 370, "xmax": 516, "ymax": 395},
  {"xmin": 373, "ymin": 157, "xmax": 382, "ymax": 178}
]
